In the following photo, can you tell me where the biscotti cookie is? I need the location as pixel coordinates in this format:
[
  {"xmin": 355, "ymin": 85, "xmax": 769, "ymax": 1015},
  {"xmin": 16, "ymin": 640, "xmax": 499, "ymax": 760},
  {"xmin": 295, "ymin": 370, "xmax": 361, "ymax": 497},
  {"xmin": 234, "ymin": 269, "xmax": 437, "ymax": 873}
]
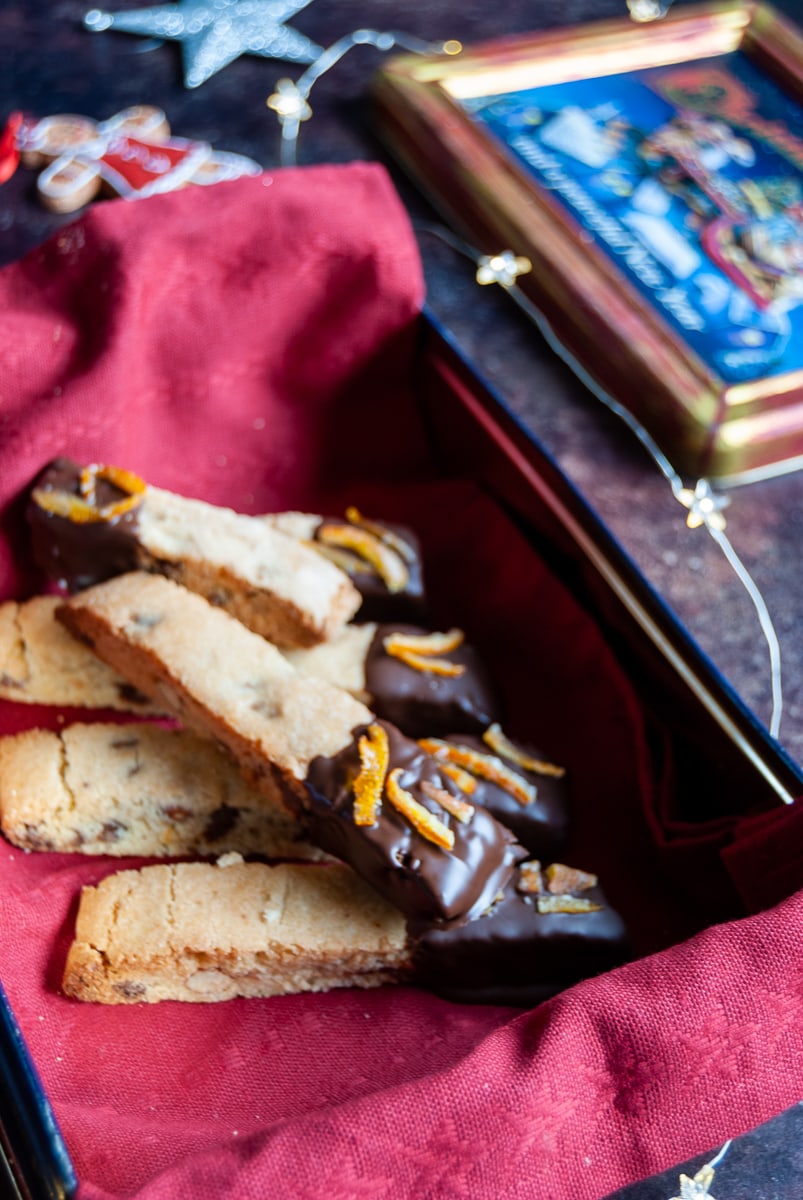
[
  {"xmin": 0, "ymin": 595, "xmax": 158, "ymax": 711},
  {"xmin": 263, "ymin": 509, "xmax": 426, "ymax": 623},
  {"xmin": 284, "ymin": 622, "xmax": 498, "ymax": 737},
  {"xmin": 0, "ymin": 722, "xmax": 322, "ymax": 859},
  {"xmin": 412, "ymin": 860, "xmax": 629, "ymax": 1006},
  {"xmin": 28, "ymin": 458, "xmax": 361, "ymax": 647},
  {"xmin": 63, "ymin": 860, "xmax": 410, "ymax": 1004},
  {"xmin": 58, "ymin": 573, "xmax": 522, "ymax": 925},
  {"xmin": 62, "ymin": 857, "xmax": 628, "ymax": 1005}
]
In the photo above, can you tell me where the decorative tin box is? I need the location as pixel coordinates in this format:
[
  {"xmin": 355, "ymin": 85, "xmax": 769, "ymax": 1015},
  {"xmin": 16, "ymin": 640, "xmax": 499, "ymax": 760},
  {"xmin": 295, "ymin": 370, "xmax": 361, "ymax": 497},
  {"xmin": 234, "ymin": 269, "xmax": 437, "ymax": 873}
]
[{"xmin": 373, "ymin": 1, "xmax": 803, "ymax": 482}]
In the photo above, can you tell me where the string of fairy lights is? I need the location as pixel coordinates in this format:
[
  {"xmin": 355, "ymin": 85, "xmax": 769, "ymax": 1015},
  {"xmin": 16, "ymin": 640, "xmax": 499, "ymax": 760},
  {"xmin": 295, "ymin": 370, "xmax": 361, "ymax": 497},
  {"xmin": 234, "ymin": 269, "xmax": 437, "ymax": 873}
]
[
  {"xmin": 415, "ymin": 227, "xmax": 784, "ymax": 746},
  {"xmin": 81, "ymin": 0, "xmax": 785, "ymax": 747}
]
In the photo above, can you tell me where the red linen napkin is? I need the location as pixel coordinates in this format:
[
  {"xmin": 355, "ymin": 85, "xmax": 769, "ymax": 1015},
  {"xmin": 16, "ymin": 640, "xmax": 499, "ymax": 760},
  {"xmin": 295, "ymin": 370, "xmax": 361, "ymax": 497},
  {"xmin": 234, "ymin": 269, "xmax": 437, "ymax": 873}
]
[{"xmin": 0, "ymin": 166, "xmax": 800, "ymax": 1200}]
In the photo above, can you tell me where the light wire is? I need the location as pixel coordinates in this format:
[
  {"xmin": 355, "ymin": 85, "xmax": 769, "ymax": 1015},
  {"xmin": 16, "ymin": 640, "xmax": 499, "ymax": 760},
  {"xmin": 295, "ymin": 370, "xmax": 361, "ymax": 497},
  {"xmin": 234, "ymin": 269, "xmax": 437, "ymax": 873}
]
[
  {"xmin": 270, "ymin": 30, "xmax": 457, "ymax": 166},
  {"xmin": 417, "ymin": 222, "xmax": 784, "ymax": 741}
]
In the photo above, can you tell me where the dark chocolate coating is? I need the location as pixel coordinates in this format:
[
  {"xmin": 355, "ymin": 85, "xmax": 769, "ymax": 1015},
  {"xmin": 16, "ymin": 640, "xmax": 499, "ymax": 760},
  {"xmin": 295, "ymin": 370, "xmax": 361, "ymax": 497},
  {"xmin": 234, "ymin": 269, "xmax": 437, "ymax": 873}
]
[
  {"xmin": 304, "ymin": 719, "xmax": 524, "ymax": 926},
  {"xmin": 315, "ymin": 517, "xmax": 427, "ymax": 624},
  {"xmin": 443, "ymin": 733, "xmax": 569, "ymax": 859},
  {"xmin": 364, "ymin": 624, "xmax": 499, "ymax": 738},
  {"xmin": 411, "ymin": 878, "xmax": 629, "ymax": 1005},
  {"xmin": 27, "ymin": 457, "xmax": 142, "ymax": 591}
]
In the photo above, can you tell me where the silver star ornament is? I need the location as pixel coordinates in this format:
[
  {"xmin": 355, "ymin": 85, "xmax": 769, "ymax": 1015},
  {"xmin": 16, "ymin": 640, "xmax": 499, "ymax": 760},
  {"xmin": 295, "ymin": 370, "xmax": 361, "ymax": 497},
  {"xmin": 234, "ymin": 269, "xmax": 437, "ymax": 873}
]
[{"xmin": 84, "ymin": 0, "xmax": 323, "ymax": 88}]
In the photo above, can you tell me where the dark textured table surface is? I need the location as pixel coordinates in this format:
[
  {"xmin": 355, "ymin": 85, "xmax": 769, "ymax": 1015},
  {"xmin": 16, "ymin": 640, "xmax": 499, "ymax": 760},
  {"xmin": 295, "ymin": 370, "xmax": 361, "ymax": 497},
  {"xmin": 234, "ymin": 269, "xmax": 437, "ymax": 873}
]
[
  {"xmin": 602, "ymin": 1102, "xmax": 803, "ymax": 1200},
  {"xmin": 2, "ymin": 0, "xmax": 803, "ymax": 770}
]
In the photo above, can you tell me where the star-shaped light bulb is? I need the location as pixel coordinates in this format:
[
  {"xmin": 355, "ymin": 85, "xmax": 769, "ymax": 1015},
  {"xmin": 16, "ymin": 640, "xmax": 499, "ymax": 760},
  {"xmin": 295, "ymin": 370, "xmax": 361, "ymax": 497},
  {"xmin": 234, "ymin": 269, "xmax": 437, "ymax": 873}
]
[
  {"xmin": 670, "ymin": 1163, "xmax": 717, "ymax": 1200},
  {"xmin": 475, "ymin": 250, "xmax": 532, "ymax": 288},
  {"xmin": 84, "ymin": 0, "xmax": 323, "ymax": 88},
  {"xmin": 627, "ymin": 0, "xmax": 672, "ymax": 20},
  {"xmin": 266, "ymin": 78, "xmax": 312, "ymax": 122},
  {"xmin": 676, "ymin": 479, "xmax": 729, "ymax": 531}
]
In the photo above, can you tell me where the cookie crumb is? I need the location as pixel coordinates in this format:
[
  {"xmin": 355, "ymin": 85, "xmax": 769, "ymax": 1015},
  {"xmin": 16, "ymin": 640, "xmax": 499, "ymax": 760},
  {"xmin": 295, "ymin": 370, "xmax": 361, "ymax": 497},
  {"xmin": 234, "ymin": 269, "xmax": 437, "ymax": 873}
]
[{"xmin": 216, "ymin": 851, "xmax": 244, "ymax": 869}]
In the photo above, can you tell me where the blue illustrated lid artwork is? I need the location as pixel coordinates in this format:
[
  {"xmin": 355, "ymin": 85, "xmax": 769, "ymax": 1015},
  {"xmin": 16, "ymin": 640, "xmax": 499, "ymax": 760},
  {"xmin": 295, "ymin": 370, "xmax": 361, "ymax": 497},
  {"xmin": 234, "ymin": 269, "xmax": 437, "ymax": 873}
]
[{"xmin": 465, "ymin": 50, "xmax": 803, "ymax": 387}]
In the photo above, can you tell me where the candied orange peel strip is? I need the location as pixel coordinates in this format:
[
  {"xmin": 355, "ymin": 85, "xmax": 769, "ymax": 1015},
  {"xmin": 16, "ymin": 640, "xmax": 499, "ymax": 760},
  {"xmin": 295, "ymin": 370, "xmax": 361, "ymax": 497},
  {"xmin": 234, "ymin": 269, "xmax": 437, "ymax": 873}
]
[
  {"xmin": 386, "ymin": 768, "xmax": 454, "ymax": 850},
  {"xmin": 384, "ymin": 629, "xmax": 466, "ymax": 677},
  {"xmin": 545, "ymin": 863, "xmax": 597, "ymax": 894},
  {"xmin": 33, "ymin": 463, "xmax": 146, "ymax": 525},
  {"xmin": 352, "ymin": 723, "xmax": 390, "ymax": 826},
  {"xmin": 439, "ymin": 761, "xmax": 478, "ymax": 794},
  {"xmin": 483, "ymin": 723, "xmax": 565, "ymax": 779},
  {"xmin": 419, "ymin": 738, "xmax": 537, "ymax": 808},
  {"xmin": 32, "ymin": 489, "xmax": 99, "ymax": 523},
  {"xmin": 307, "ymin": 540, "xmax": 371, "ymax": 577},
  {"xmin": 318, "ymin": 523, "xmax": 408, "ymax": 593},
  {"xmin": 516, "ymin": 860, "xmax": 544, "ymax": 894},
  {"xmin": 419, "ymin": 780, "xmax": 474, "ymax": 824},
  {"xmin": 387, "ymin": 646, "xmax": 466, "ymax": 677},
  {"xmin": 345, "ymin": 506, "xmax": 416, "ymax": 563},
  {"xmin": 79, "ymin": 463, "xmax": 146, "ymax": 505},
  {"xmin": 384, "ymin": 628, "xmax": 464, "ymax": 656},
  {"xmin": 536, "ymin": 895, "xmax": 602, "ymax": 915}
]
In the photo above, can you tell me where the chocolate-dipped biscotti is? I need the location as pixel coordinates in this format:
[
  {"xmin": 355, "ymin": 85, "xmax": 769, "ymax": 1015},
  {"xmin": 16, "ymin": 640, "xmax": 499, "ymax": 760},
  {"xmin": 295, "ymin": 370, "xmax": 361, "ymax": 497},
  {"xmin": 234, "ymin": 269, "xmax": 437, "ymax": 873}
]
[
  {"xmin": 28, "ymin": 458, "xmax": 361, "ymax": 647},
  {"xmin": 63, "ymin": 857, "xmax": 628, "ymax": 1005},
  {"xmin": 284, "ymin": 623, "xmax": 498, "ymax": 737},
  {"xmin": 412, "ymin": 859, "xmax": 627, "ymax": 1005},
  {"xmin": 262, "ymin": 508, "xmax": 426, "ymax": 624},
  {"xmin": 58, "ymin": 572, "xmax": 520, "ymax": 926},
  {"xmin": 0, "ymin": 722, "xmax": 323, "ymax": 860}
]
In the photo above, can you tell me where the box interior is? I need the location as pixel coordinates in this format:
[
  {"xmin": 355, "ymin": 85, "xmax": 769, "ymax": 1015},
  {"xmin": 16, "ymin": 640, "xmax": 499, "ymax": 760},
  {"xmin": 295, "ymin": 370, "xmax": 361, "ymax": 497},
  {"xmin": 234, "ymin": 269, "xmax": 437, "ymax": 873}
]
[{"xmin": 1, "ymin": 312, "xmax": 789, "ymax": 959}]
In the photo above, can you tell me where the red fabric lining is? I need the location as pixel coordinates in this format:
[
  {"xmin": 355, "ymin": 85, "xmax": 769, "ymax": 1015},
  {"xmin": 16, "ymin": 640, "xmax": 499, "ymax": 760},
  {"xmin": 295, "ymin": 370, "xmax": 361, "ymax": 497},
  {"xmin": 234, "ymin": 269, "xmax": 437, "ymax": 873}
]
[
  {"xmin": 0, "ymin": 167, "xmax": 800, "ymax": 1199},
  {"xmin": 723, "ymin": 801, "xmax": 803, "ymax": 913}
]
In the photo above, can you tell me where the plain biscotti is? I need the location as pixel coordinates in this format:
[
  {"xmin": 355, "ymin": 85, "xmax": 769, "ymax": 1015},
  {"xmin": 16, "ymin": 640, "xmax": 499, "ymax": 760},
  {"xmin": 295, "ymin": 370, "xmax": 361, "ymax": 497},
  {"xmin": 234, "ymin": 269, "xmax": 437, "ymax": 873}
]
[
  {"xmin": 0, "ymin": 595, "xmax": 159, "ymax": 711},
  {"xmin": 137, "ymin": 487, "xmax": 362, "ymax": 647},
  {"xmin": 63, "ymin": 860, "xmax": 410, "ymax": 1003},
  {"xmin": 57, "ymin": 570, "xmax": 373, "ymax": 788},
  {"xmin": 0, "ymin": 722, "xmax": 323, "ymax": 859}
]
